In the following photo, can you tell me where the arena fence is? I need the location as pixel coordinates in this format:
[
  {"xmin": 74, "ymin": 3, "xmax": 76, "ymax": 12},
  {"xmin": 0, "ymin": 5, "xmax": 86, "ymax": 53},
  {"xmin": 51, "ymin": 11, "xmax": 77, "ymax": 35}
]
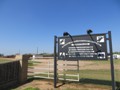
[
  {"xmin": 28, "ymin": 57, "xmax": 120, "ymax": 89},
  {"xmin": 0, "ymin": 55, "xmax": 31, "ymax": 89},
  {"xmin": 0, "ymin": 60, "xmax": 20, "ymax": 88},
  {"xmin": 28, "ymin": 58, "xmax": 80, "ymax": 82}
]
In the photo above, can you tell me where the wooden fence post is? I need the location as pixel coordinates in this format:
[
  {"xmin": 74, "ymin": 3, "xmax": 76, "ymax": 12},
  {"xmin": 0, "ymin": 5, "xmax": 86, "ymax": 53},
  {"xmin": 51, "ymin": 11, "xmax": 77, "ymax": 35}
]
[{"xmin": 19, "ymin": 55, "xmax": 31, "ymax": 83}]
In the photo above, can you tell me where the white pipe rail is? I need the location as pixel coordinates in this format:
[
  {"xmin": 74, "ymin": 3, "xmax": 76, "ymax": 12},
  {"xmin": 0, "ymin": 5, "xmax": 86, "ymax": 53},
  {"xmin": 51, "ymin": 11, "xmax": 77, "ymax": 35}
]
[{"xmin": 28, "ymin": 59, "xmax": 80, "ymax": 82}]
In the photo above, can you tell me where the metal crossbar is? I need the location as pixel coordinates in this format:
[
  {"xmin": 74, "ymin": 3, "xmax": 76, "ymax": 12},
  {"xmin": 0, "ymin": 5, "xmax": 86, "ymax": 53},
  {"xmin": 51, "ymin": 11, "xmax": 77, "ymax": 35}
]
[{"xmin": 28, "ymin": 59, "xmax": 80, "ymax": 82}]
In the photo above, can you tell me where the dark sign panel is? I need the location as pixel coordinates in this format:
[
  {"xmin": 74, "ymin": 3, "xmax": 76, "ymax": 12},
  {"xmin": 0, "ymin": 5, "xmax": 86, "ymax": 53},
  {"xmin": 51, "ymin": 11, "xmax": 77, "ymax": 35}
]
[{"xmin": 58, "ymin": 34, "xmax": 108, "ymax": 60}]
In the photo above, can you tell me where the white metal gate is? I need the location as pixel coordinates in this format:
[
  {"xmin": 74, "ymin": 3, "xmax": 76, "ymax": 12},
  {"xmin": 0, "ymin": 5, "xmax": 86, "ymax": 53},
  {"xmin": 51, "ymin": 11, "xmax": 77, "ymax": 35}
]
[{"xmin": 28, "ymin": 57, "xmax": 80, "ymax": 82}]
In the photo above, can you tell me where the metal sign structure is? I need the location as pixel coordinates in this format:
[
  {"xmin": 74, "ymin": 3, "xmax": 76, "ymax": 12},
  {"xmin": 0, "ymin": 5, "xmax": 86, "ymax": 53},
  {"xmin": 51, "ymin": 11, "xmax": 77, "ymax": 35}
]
[
  {"xmin": 58, "ymin": 34, "xmax": 108, "ymax": 60},
  {"xmin": 54, "ymin": 31, "xmax": 116, "ymax": 90}
]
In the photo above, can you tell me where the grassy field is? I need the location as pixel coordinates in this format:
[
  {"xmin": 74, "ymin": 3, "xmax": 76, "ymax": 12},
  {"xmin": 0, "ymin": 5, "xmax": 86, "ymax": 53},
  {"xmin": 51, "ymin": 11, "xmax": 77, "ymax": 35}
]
[
  {"xmin": 8, "ymin": 59, "xmax": 120, "ymax": 90},
  {"xmin": 0, "ymin": 58, "xmax": 14, "ymax": 63},
  {"xmin": 25, "ymin": 59, "xmax": 120, "ymax": 90}
]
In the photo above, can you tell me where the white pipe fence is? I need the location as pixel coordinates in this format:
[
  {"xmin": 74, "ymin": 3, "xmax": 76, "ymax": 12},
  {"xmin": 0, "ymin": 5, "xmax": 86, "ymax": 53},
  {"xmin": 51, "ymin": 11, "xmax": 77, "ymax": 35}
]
[{"xmin": 28, "ymin": 58, "xmax": 80, "ymax": 82}]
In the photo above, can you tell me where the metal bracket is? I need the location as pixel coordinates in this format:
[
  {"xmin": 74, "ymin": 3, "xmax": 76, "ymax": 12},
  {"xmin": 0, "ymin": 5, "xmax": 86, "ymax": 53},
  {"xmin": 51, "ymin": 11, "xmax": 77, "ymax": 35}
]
[{"xmin": 106, "ymin": 38, "xmax": 110, "ymax": 40}]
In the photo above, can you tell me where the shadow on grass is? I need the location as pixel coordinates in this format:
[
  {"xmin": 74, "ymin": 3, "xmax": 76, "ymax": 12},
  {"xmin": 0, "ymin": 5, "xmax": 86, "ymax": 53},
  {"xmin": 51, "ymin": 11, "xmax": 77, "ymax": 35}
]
[
  {"xmin": 3, "ymin": 78, "xmax": 120, "ymax": 90},
  {"xmin": 6, "ymin": 78, "xmax": 55, "ymax": 90},
  {"xmin": 79, "ymin": 78, "xmax": 120, "ymax": 90},
  {"xmin": 56, "ymin": 78, "xmax": 112, "ymax": 87},
  {"xmin": 57, "ymin": 78, "xmax": 120, "ymax": 89},
  {"xmin": 2, "ymin": 78, "xmax": 35, "ymax": 90},
  {"xmin": 53, "ymin": 78, "xmax": 119, "ymax": 89},
  {"xmin": 56, "ymin": 82, "xmax": 65, "ymax": 88},
  {"xmin": 79, "ymin": 78, "xmax": 112, "ymax": 86},
  {"xmin": 116, "ymin": 82, "xmax": 120, "ymax": 90}
]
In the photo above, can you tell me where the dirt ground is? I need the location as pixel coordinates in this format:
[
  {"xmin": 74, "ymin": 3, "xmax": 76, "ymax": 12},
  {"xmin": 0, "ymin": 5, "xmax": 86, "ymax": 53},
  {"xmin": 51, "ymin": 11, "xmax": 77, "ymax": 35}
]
[
  {"xmin": 26, "ymin": 58, "xmax": 119, "ymax": 90},
  {"xmin": 14, "ymin": 79, "xmax": 111, "ymax": 90},
  {"xmin": 1, "ymin": 57, "xmax": 117, "ymax": 90},
  {"xmin": 28, "ymin": 58, "xmax": 120, "ymax": 74}
]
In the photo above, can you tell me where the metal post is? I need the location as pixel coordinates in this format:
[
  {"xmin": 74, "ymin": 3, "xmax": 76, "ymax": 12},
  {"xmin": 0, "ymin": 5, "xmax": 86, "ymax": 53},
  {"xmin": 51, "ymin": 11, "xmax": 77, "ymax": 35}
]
[
  {"xmin": 63, "ymin": 60, "xmax": 66, "ymax": 82},
  {"xmin": 77, "ymin": 60, "xmax": 80, "ymax": 81},
  {"xmin": 48, "ymin": 61, "xmax": 50, "ymax": 78},
  {"xmin": 108, "ymin": 31, "xmax": 116, "ymax": 90},
  {"xmin": 54, "ymin": 36, "xmax": 57, "ymax": 88}
]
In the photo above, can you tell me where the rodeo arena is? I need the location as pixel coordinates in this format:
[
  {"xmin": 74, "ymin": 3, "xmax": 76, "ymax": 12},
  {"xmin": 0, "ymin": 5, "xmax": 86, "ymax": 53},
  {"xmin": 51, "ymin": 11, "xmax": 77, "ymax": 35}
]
[{"xmin": 0, "ymin": 30, "xmax": 120, "ymax": 90}]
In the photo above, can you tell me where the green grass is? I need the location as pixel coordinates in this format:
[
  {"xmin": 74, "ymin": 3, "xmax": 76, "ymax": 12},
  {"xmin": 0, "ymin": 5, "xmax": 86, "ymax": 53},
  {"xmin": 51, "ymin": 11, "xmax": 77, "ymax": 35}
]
[
  {"xmin": 28, "ymin": 69, "xmax": 114, "ymax": 84},
  {"xmin": 63, "ymin": 88, "xmax": 80, "ymax": 90},
  {"xmin": 23, "ymin": 87, "xmax": 40, "ymax": 90},
  {"xmin": 114, "ymin": 59, "xmax": 120, "ymax": 64},
  {"xmin": 28, "ymin": 62, "xmax": 34, "ymax": 66},
  {"xmin": 0, "ymin": 58, "xmax": 15, "ymax": 64},
  {"xmin": 0, "ymin": 60, "xmax": 12, "ymax": 64},
  {"xmin": 90, "ymin": 59, "xmax": 120, "ymax": 65},
  {"xmin": 28, "ymin": 59, "xmax": 120, "ymax": 80},
  {"xmin": 66, "ymin": 70, "xmax": 111, "ymax": 80},
  {"xmin": 28, "ymin": 61, "xmax": 41, "ymax": 66},
  {"xmin": 28, "ymin": 59, "xmax": 120, "ymax": 87}
]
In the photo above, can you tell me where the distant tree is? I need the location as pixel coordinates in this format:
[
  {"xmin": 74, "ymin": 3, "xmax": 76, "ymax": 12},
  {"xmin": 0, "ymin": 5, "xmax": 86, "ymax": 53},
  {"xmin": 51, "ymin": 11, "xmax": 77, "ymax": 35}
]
[
  {"xmin": 114, "ymin": 52, "xmax": 120, "ymax": 54},
  {"xmin": 5, "ymin": 55, "xmax": 15, "ymax": 58},
  {"xmin": 23, "ymin": 54, "xmax": 33, "ymax": 57},
  {"xmin": 0, "ymin": 53, "xmax": 4, "ymax": 57},
  {"xmin": 39, "ymin": 53, "xmax": 54, "ymax": 57}
]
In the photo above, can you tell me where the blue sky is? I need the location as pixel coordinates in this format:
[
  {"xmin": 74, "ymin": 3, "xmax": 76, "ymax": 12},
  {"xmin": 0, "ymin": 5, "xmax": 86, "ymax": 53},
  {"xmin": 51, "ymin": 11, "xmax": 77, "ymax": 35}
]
[{"xmin": 0, "ymin": 0, "xmax": 120, "ymax": 55}]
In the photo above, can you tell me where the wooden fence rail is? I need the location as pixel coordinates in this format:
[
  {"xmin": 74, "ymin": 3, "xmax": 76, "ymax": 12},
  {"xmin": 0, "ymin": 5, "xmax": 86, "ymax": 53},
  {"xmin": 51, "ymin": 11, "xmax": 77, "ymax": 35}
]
[
  {"xmin": 0, "ymin": 60, "xmax": 20, "ymax": 88},
  {"xmin": 0, "ymin": 55, "xmax": 31, "ymax": 89}
]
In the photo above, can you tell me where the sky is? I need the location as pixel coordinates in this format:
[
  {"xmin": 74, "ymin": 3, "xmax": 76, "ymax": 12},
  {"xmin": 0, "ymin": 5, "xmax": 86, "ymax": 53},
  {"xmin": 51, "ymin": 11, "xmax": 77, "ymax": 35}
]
[{"xmin": 0, "ymin": 0, "xmax": 120, "ymax": 55}]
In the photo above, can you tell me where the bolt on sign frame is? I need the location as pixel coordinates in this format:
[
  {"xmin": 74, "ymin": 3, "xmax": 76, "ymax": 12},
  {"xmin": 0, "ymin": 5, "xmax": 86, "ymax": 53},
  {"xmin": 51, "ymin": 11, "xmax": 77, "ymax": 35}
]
[{"xmin": 54, "ymin": 31, "xmax": 115, "ymax": 90}]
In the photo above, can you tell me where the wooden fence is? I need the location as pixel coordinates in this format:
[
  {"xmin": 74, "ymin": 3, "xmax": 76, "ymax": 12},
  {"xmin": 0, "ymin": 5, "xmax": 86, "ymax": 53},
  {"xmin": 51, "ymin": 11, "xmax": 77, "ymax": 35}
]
[
  {"xmin": 0, "ymin": 60, "xmax": 20, "ymax": 89},
  {"xmin": 0, "ymin": 55, "xmax": 30, "ymax": 89}
]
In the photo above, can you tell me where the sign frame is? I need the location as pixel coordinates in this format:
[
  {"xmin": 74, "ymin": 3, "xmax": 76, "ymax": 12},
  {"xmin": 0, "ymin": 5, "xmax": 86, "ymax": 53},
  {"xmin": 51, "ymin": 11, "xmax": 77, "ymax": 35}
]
[
  {"xmin": 54, "ymin": 31, "xmax": 116, "ymax": 90},
  {"xmin": 58, "ymin": 33, "xmax": 108, "ymax": 60}
]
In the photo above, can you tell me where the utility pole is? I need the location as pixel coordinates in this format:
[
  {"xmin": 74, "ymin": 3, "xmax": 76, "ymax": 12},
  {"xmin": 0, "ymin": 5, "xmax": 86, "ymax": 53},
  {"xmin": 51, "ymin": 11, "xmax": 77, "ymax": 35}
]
[
  {"xmin": 18, "ymin": 49, "xmax": 20, "ymax": 54},
  {"xmin": 37, "ymin": 47, "xmax": 38, "ymax": 54}
]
